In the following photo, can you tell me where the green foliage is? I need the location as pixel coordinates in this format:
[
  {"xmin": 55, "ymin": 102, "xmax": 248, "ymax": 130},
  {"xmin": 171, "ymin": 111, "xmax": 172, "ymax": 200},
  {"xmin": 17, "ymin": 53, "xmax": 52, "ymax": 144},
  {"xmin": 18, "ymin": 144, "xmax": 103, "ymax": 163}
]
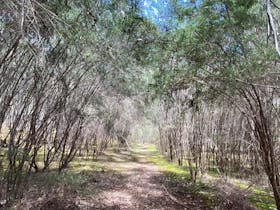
[{"xmin": 148, "ymin": 0, "xmax": 277, "ymax": 101}]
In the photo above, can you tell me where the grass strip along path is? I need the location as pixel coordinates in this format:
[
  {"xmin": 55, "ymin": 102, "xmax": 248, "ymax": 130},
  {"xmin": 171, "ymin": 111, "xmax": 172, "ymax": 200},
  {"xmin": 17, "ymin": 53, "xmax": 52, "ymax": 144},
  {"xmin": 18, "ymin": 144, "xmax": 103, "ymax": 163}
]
[{"xmin": 11, "ymin": 144, "xmax": 275, "ymax": 210}]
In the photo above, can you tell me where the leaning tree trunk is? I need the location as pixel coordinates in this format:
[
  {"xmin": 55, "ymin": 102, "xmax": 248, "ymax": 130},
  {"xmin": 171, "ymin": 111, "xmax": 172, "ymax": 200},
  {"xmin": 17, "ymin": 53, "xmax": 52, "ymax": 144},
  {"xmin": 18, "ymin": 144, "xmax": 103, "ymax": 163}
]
[{"xmin": 241, "ymin": 84, "xmax": 280, "ymax": 209}]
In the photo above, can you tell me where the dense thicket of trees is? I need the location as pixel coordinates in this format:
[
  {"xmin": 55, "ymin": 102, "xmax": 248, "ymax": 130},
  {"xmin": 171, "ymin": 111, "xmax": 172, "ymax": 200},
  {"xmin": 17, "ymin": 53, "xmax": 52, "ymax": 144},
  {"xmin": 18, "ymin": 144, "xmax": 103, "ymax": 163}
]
[
  {"xmin": 149, "ymin": 0, "xmax": 280, "ymax": 208},
  {"xmin": 1, "ymin": 0, "xmax": 280, "ymax": 209},
  {"xmin": 0, "ymin": 0, "xmax": 155, "ymax": 201}
]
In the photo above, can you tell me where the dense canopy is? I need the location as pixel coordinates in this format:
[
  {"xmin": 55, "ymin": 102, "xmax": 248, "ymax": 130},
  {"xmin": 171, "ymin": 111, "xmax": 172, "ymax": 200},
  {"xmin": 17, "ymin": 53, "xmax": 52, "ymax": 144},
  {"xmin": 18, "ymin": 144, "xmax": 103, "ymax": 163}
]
[{"xmin": 1, "ymin": 0, "xmax": 280, "ymax": 209}]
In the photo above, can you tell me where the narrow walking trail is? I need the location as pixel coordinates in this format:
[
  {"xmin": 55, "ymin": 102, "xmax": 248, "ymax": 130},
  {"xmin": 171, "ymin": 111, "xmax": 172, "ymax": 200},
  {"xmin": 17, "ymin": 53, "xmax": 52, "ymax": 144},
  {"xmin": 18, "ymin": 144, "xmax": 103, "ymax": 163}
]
[
  {"xmin": 77, "ymin": 146, "xmax": 209, "ymax": 210},
  {"xmin": 15, "ymin": 145, "xmax": 257, "ymax": 210}
]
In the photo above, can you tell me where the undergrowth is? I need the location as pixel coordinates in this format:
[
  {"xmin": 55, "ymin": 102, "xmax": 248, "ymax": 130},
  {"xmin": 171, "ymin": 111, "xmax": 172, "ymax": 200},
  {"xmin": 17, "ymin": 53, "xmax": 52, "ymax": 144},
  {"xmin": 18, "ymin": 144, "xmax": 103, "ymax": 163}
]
[
  {"xmin": 138, "ymin": 144, "xmax": 276, "ymax": 210},
  {"xmin": 135, "ymin": 144, "xmax": 219, "ymax": 207}
]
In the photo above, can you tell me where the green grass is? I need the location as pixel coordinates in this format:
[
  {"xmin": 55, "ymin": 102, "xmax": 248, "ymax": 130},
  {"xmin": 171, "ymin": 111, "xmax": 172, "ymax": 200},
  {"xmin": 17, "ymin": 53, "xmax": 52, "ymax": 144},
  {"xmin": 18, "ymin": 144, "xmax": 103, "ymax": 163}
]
[
  {"xmin": 248, "ymin": 187, "xmax": 276, "ymax": 210},
  {"xmin": 69, "ymin": 157, "xmax": 103, "ymax": 172},
  {"xmin": 144, "ymin": 144, "xmax": 188, "ymax": 178},
  {"xmin": 230, "ymin": 179, "xmax": 276, "ymax": 210},
  {"xmin": 29, "ymin": 158, "xmax": 103, "ymax": 188},
  {"xmin": 2, "ymin": 143, "xmax": 278, "ymax": 210},
  {"xmin": 30, "ymin": 170, "xmax": 91, "ymax": 187},
  {"xmin": 140, "ymin": 144, "xmax": 277, "ymax": 209},
  {"xmin": 139, "ymin": 144, "xmax": 219, "ymax": 207},
  {"xmin": 206, "ymin": 167, "xmax": 276, "ymax": 209}
]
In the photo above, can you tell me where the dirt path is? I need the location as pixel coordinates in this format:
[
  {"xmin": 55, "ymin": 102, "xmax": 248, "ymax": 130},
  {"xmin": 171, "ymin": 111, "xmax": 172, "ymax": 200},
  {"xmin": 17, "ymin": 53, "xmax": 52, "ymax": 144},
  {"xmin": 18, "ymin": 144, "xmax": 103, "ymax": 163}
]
[
  {"xmin": 76, "ymin": 146, "xmax": 209, "ymax": 210},
  {"xmin": 13, "ymin": 145, "xmax": 258, "ymax": 210}
]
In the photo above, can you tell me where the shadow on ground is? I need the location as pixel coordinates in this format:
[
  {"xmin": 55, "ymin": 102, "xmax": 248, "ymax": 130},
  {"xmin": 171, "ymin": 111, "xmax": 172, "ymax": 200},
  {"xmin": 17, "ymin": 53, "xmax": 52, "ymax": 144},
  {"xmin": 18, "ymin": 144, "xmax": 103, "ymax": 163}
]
[{"xmin": 10, "ymin": 146, "xmax": 253, "ymax": 210}]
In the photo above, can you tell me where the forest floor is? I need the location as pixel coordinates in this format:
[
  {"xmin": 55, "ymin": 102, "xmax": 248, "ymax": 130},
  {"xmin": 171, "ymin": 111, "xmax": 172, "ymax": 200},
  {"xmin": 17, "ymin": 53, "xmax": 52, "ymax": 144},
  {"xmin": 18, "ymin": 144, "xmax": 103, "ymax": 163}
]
[
  {"xmin": 75, "ymin": 145, "xmax": 209, "ymax": 210},
  {"xmin": 10, "ymin": 144, "xmax": 273, "ymax": 210}
]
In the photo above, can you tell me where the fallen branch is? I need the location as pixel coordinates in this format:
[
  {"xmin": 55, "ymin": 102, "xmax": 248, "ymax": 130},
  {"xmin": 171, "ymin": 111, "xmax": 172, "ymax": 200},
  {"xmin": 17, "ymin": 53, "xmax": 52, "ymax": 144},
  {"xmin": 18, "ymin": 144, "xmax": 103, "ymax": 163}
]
[{"xmin": 162, "ymin": 184, "xmax": 188, "ymax": 208}]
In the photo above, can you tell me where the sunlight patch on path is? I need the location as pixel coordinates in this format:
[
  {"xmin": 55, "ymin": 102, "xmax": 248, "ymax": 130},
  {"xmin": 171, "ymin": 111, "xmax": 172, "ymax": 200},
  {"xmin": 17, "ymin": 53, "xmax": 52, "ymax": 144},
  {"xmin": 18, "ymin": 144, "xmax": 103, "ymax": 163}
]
[{"xmin": 77, "ymin": 146, "xmax": 208, "ymax": 210}]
